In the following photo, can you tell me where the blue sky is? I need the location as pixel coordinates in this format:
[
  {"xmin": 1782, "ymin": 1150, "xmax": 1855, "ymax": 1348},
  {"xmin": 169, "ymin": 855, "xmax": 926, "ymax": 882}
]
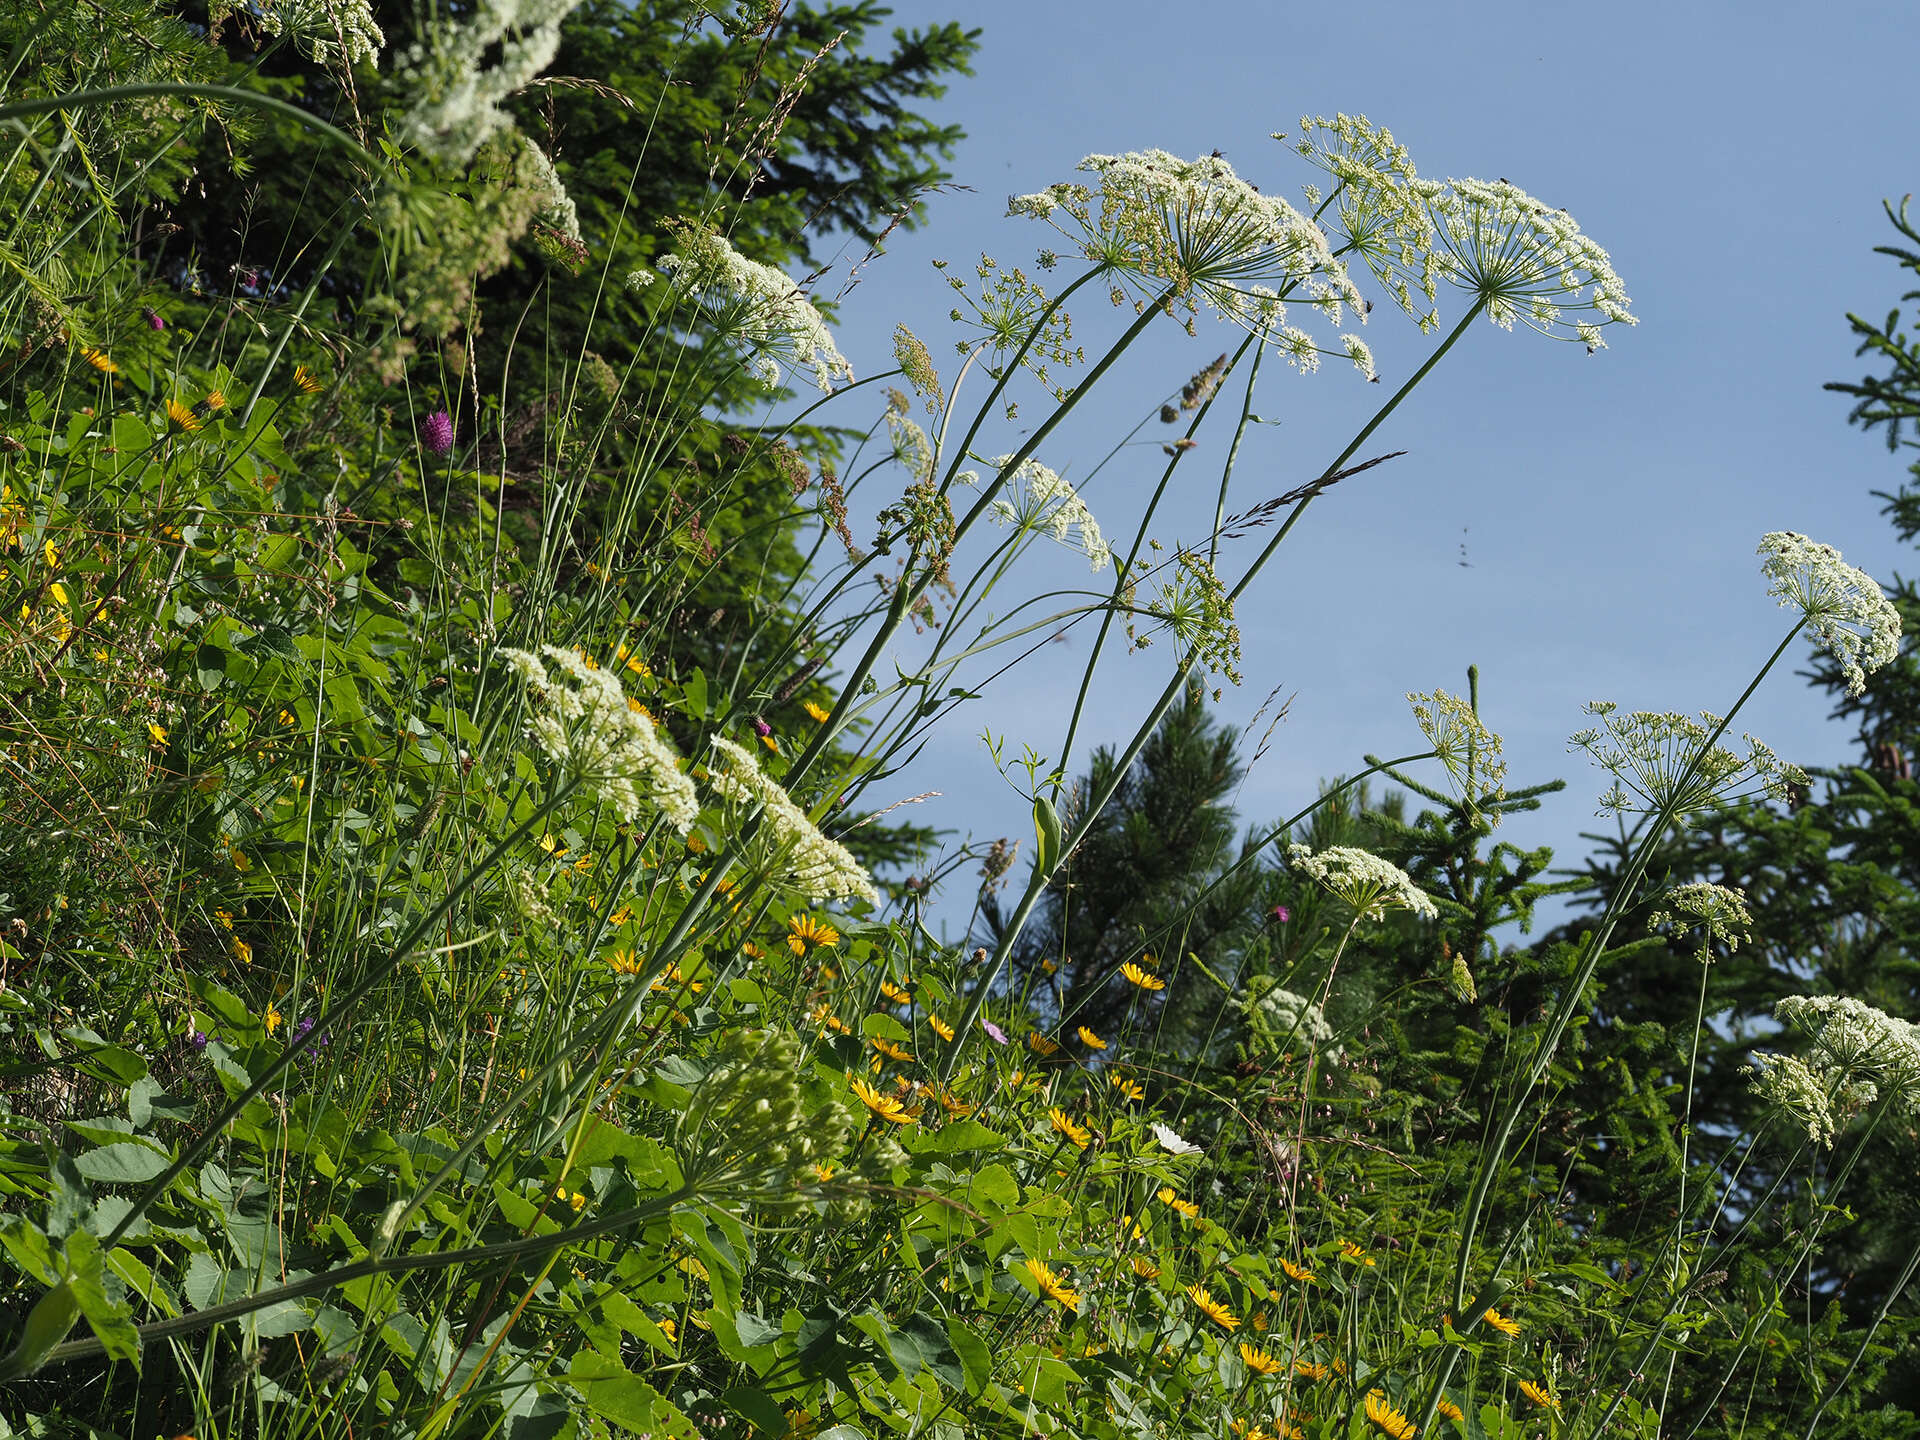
[{"xmin": 799, "ymin": 0, "xmax": 1920, "ymax": 936}]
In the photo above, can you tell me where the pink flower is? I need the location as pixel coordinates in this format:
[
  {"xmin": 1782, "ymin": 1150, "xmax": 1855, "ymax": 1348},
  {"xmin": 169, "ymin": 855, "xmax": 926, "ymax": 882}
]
[
  {"xmin": 982, "ymin": 1020, "xmax": 1008, "ymax": 1045},
  {"xmin": 422, "ymin": 409, "xmax": 455, "ymax": 454},
  {"xmin": 1271, "ymin": 905, "xmax": 1290, "ymax": 923},
  {"xmin": 143, "ymin": 308, "xmax": 166, "ymax": 331}
]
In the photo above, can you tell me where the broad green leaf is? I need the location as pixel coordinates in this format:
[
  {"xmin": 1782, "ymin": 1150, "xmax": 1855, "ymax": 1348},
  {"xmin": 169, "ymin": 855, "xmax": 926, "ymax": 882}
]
[{"xmin": 73, "ymin": 1141, "xmax": 170, "ymax": 1183}]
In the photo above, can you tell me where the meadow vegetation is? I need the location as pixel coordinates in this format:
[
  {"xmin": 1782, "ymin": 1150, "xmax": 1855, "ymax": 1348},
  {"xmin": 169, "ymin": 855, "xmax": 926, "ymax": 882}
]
[{"xmin": 0, "ymin": 3, "xmax": 1916, "ymax": 1437}]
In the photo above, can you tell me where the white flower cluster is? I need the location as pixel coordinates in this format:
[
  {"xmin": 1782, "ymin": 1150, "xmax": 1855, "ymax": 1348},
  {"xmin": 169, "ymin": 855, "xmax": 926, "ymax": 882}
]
[
  {"xmin": 1409, "ymin": 688, "xmax": 1508, "ymax": 819},
  {"xmin": 519, "ymin": 137, "xmax": 582, "ymax": 245},
  {"xmin": 654, "ymin": 229, "xmax": 853, "ymax": 392},
  {"xmin": 1292, "ymin": 114, "xmax": 1440, "ymax": 329},
  {"xmin": 499, "ymin": 645, "xmax": 699, "ymax": 831},
  {"xmin": 707, "ymin": 738, "xmax": 879, "ymax": 905},
  {"xmin": 1748, "ymin": 993, "xmax": 1920, "ymax": 1146},
  {"xmin": 1569, "ymin": 702, "xmax": 1807, "ymax": 819},
  {"xmin": 1757, "ymin": 532, "xmax": 1902, "ymax": 698},
  {"xmin": 885, "ymin": 404, "xmax": 935, "ymax": 481},
  {"xmin": 1419, "ymin": 176, "xmax": 1635, "ymax": 345},
  {"xmin": 1286, "ymin": 843, "xmax": 1437, "ymax": 921},
  {"xmin": 984, "ymin": 453, "xmax": 1111, "ymax": 571},
  {"xmin": 397, "ymin": 0, "xmax": 582, "ymax": 168},
  {"xmin": 1242, "ymin": 980, "xmax": 1339, "ymax": 1056},
  {"xmin": 1008, "ymin": 149, "xmax": 1362, "ymax": 343},
  {"xmin": 1649, "ymin": 882, "xmax": 1754, "ymax": 961},
  {"xmin": 247, "ymin": 0, "xmax": 384, "ymax": 65}
]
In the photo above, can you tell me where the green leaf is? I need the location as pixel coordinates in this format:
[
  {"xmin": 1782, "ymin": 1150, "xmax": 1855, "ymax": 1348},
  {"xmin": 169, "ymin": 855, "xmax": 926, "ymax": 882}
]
[
  {"xmin": 72, "ymin": 1141, "xmax": 170, "ymax": 1183},
  {"xmin": 568, "ymin": 1352, "xmax": 696, "ymax": 1437},
  {"xmin": 946, "ymin": 1317, "xmax": 991, "ymax": 1394},
  {"xmin": 965, "ymin": 1163, "xmax": 1019, "ymax": 1212},
  {"xmin": 908, "ymin": 1120, "xmax": 1004, "ymax": 1154},
  {"xmin": 721, "ymin": 1385, "xmax": 789, "ymax": 1438},
  {"xmin": 682, "ymin": 668, "xmax": 709, "ymax": 720},
  {"xmin": 861, "ymin": 1013, "xmax": 911, "ymax": 1043},
  {"xmin": 62, "ymin": 1230, "xmax": 140, "ymax": 1369}
]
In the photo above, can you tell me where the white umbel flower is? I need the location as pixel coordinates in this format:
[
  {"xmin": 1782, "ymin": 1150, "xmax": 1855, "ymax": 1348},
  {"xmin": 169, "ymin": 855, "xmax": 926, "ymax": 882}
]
[
  {"xmin": 1285, "ymin": 843, "xmax": 1437, "ymax": 920},
  {"xmin": 707, "ymin": 738, "xmax": 878, "ymax": 905},
  {"xmin": 248, "ymin": 0, "xmax": 384, "ymax": 65},
  {"xmin": 985, "ymin": 453, "xmax": 1110, "ymax": 571},
  {"xmin": 498, "ymin": 645, "xmax": 698, "ymax": 831},
  {"xmin": 1649, "ymin": 882, "xmax": 1754, "ymax": 961},
  {"xmin": 398, "ymin": 0, "xmax": 583, "ymax": 167},
  {"xmin": 1569, "ymin": 703, "xmax": 1806, "ymax": 819},
  {"xmin": 1757, "ymin": 532, "xmax": 1902, "ymax": 698},
  {"xmin": 1776, "ymin": 994, "xmax": 1920, "ymax": 1112},
  {"xmin": 656, "ymin": 229, "xmax": 852, "ymax": 392}
]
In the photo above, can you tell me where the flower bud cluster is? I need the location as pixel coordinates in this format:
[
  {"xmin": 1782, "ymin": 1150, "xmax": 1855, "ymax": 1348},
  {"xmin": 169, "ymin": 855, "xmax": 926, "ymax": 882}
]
[
  {"xmin": 707, "ymin": 738, "xmax": 879, "ymax": 905},
  {"xmin": 1285, "ymin": 843, "xmax": 1438, "ymax": 921},
  {"xmin": 653, "ymin": 228, "xmax": 852, "ymax": 392}
]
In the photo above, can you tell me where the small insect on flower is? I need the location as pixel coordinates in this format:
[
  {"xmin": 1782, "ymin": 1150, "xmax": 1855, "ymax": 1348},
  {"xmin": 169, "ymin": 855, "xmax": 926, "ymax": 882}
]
[
  {"xmin": 1482, "ymin": 1307, "xmax": 1521, "ymax": 1337},
  {"xmin": 850, "ymin": 1076, "xmax": 915, "ymax": 1125},
  {"xmin": 1239, "ymin": 1344, "xmax": 1283, "ymax": 1376},
  {"xmin": 1363, "ymin": 1390, "xmax": 1416, "ymax": 1440},
  {"xmin": 927, "ymin": 1013, "xmax": 956, "ymax": 1042},
  {"xmin": 1121, "ymin": 960, "xmax": 1166, "ymax": 991},
  {"xmin": 1186, "ymin": 1283, "xmax": 1240, "ymax": 1331},
  {"xmin": 787, "ymin": 914, "xmax": 841, "ymax": 954},
  {"xmin": 1077, "ymin": 1025, "xmax": 1108, "ymax": 1050},
  {"xmin": 1049, "ymin": 1107, "xmax": 1093, "ymax": 1149},
  {"xmin": 1517, "ymin": 1380, "xmax": 1560, "ymax": 1411},
  {"xmin": 1024, "ymin": 1258, "xmax": 1079, "ymax": 1310}
]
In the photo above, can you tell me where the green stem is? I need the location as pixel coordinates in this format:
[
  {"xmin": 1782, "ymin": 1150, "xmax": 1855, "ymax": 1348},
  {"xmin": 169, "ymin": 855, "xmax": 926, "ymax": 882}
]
[{"xmin": 0, "ymin": 84, "xmax": 375, "ymax": 167}]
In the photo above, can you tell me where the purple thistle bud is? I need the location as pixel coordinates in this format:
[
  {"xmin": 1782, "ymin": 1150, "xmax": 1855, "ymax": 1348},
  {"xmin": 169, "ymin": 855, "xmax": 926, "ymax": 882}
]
[
  {"xmin": 189, "ymin": 1029, "xmax": 209, "ymax": 1051},
  {"xmin": 144, "ymin": 308, "xmax": 166, "ymax": 331},
  {"xmin": 752, "ymin": 717, "xmax": 772, "ymax": 737},
  {"xmin": 1271, "ymin": 905, "xmax": 1290, "ymax": 924},
  {"xmin": 422, "ymin": 409, "xmax": 455, "ymax": 455}
]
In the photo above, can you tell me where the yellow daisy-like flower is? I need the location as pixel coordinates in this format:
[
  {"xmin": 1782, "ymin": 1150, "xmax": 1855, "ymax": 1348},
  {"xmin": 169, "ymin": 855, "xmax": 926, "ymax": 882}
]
[
  {"xmin": 1185, "ymin": 1283, "xmax": 1239, "ymax": 1332},
  {"xmin": 1108, "ymin": 1072, "xmax": 1145, "ymax": 1101},
  {"xmin": 43, "ymin": 540, "xmax": 59, "ymax": 569},
  {"xmin": 787, "ymin": 914, "xmax": 840, "ymax": 954},
  {"xmin": 1121, "ymin": 961, "xmax": 1165, "ymax": 991},
  {"xmin": 80, "ymin": 347, "xmax": 118, "ymax": 374},
  {"xmin": 1517, "ymin": 1380, "xmax": 1559, "ymax": 1411},
  {"xmin": 1239, "ymin": 1343, "xmax": 1283, "ymax": 1376},
  {"xmin": 1157, "ymin": 1187, "xmax": 1200, "ymax": 1218},
  {"xmin": 608, "ymin": 950, "xmax": 643, "ymax": 975},
  {"xmin": 1077, "ymin": 1025, "xmax": 1108, "ymax": 1050},
  {"xmin": 928, "ymin": 1013, "xmax": 956, "ymax": 1042},
  {"xmin": 759, "ymin": 733, "xmax": 780, "ymax": 754},
  {"xmin": 1339, "ymin": 1240, "xmax": 1376, "ymax": 1266},
  {"xmin": 213, "ymin": 908, "xmax": 234, "ymax": 930},
  {"xmin": 809, "ymin": 1005, "xmax": 852, "ymax": 1036},
  {"xmin": 657, "ymin": 1317, "xmax": 677, "ymax": 1342},
  {"xmin": 538, "ymin": 833, "xmax": 565, "ymax": 857},
  {"xmin": 615, "ymin": 643, "xmax": 650, "ymax": 676},
  {"xmin": 1028, "ymin": 1031, "xmax": 1060, "ymax": 1056},
  {"xmin": 1363, "ymin": 1390, "xmax": 1415, "ymax": 1440},
  {"xmin": 1023, "ymin": 1258, "xmax": 1078, "ymax": 1310},
  {"xmin": 1482, "ymin": 1307, "xmax": 1521, "ymax": 1338},
  {"xmin": 263, "ymin": 1004, "xmax": 282, "ymax": 1035},
  {"xmin": 1293, "ymin": 1362, "xmax": 1330, "ymax": 1382},
  {"xmin": 1130, "ymin": 1256, "xmax": 1160, "ymax": 1279},
  {"xmin": 740, "ymin": 940, "xmax": 765, "ymax": 959},
  {"xmin": 810, "ymin": 1162, "xmax": 835, "ymax": 1182},
  {"xmin": 850, "ymin": 1076, "xmax": 915, "ymax": 1125},
  {"xmin": 292, "ymin": 363, "xmax": 325, "ymax": 394},
  {"xmin": 1278, "ymin": 1257, "xmax": 1316, "ymax": 1284},
  {"xmin": 1435, "ymin": 1398, "xmax": 1464, "ymax": 1424},
  {"xmin": 230, "ymin": 936, "xmax": 252, "ymax": 965},
  {"xmin": 148, "ymin": 722, "xmax": 168, "ymax": 746},
  {"xmin": 555, "ymin": 1187, "xmax": 587, "ymax": 1213},
  {"xmin": 804, "ymin": 700, "xmax": 831, "ymax": 723},
  {"xmin": 880, "ymin": 980, "xmax": 912, "ymax": 1004},
  {"xmin": 201, "ymin": 389, "xmax": 227, "ymax": 412},
  {"xmin": 1048, "ymin": 1107, "xmax": 1092, "ymax": 1149},
  {"xmin": 871, "ymin": 1037, "xmax": 914, "ymax": 1063},
  {"xmin": 165, "ymin": 398, "xmax": 201, "ymax": 433},
  {"xmin": 937, "ymin": 1090, "xmax": 971, "ymax": 1117}
]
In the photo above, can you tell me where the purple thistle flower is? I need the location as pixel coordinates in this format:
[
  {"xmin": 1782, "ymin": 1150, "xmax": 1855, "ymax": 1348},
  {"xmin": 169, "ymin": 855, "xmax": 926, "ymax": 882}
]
[
  {"xmin": 752, "ymin": 717, "xmax": 772, "ymax": 737},
  {"xmin": 1271, "ymin": 905, "xmax": 1290, "ymax": 924},
  {"xmin": 982, "ymin": 1020, "xmax": 1008, "ymax": 1045},
  {"xmin": 421, "ymin": 409, "xmax": 455, "ymax": 455},
  {"xmin": 144, "ymin": 308, "xmax": 166, "ymax": 331},
  {"xmin": 188, "ymin": 1029, "xmax": 209, "ymax": 1051}
]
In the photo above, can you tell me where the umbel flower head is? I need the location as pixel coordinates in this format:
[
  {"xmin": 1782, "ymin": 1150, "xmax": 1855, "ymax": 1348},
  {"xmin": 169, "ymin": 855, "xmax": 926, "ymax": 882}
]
[
  {"xmin": 1008, "ymin": 149, "xmax": 1362, "ymax": 345},
  {"xmin": 1746, "ymin": 994, "xmax": 1920, "ymax": 1147},
  {"xmin": 1757, "ymin": 531, "xmax": 1901, "ymax": 697},
  {"xmin": 977, "ymin": 453, "xmax": 1110, "ymax": 571},
  {"xmin": 248, "ymin": 0, "xmax": 385, "ymax": 66},
  {"xmin": 499, "ymin": 645, "xmax": 699, "ymax": 830},
  {"xmin": 1649, "ymin": 882, "xmax": 1754, "ymax": 962},
  {"xmin": 1569, "ymin": 703, "xmax": 1806, "ymax": 820},
  {"xmin": 648, "ymin": 226, "xmax": 852, "ymax": 393},
  {"xmin": 398, "ymin": 0, "xmax": 580, "ymax": 167},
  {"xmin": 1292, "ymin": 113, "xmax": 1441, "ymax": 329},
  {"xmin": 1286, "ymin": 843, "xmax": 1438, "ymax": 921},
  {"xmin": 1409, "ymin": 687, "xmax": 1508, "ymax": 820},
  {"xmin": 1419, "ymin": 175, "xmax": 1635, "ymax": 346},
  {"xmin": 707, "ymin": 737, "xmax": 879, "ymax": 905}
]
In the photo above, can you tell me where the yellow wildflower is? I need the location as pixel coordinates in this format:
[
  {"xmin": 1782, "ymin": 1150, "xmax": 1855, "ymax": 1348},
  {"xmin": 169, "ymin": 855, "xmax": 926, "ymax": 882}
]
[
  {"xmin": 165, "ymin": 398, "xmax": 200, "ymax": 433},
  {"xmin": 804, "ymin": 701, "xmax": 830, "ymax": 722},
  {"xmin": 1482, "ymin": 1308, "xmax": 1521, "ymax": 1338},
  {"xmin": 1435, "ymin": 1398, "xmax": 1464, "ymax": 1424},
  {"xmin": 928, "ymin": 1013, "xmax": 955, "ymax": 1042},
  {"xmin": 80, "ymin": 348, "xmax": 117, "ymax": 374},
  {"xmin": 1121, "ymin": 960, "xmax": 1165, "ymax": 991},
  {"xmin": 1107, "ymin": 1072, "xmax": 1145, "ymax": 1101},
  {"xmin": 230, "ymin": 936, "xmax": 252, "ymax": 966},
  {"xmin": 870, "ymin": 1037, "xmax": 914, "ymax": 1063},
  {"xmin": 1239, "ymin": 1343, "xmax": 1282, "ymax": 1376},
  {"xmin": 1517, "ymin": 1380, "xmax": 1559, "ymax": 1411},
  {"xmin": 1293, "ymin": 1362, "xmax": 1330, "ymax": 1382},
  {"xmin": 880, "ymin": 980, "xmax": 912, "ymax": 1004},
  {"xmin": 1131, "ymin": 1256, "xmax": 1160, "ymax": 1279},
  {"xmin": 292, "ymin": 364, "xmax": 324, "ymax": 394},
  {"xmin": 148, "ymin": 722, "xmax": 168, "ymax": 746},
  {"xmin": 1185, "ymin": 1283, "xmax": 1239, "ymax": 1332},
  {"xmin": 787, "ymin": 913, "xmax": 840, "ymax": 953},
  {"xmin": 1339, "ymin": 1240, "xmax": 1375, "ymax": 1266},
  {"xmin": 1048, "ymin": 1107, "xmax": 1091, "ymax": 1150},
  {"xmin": 1023, "ymin": 1258, "xmax": 1079, "ymax": 1310},
  {"xmin": 1278, "ymin": 1257, "xmax": 1316, "ymax": 1284},
  {"xmin": 1363, "ymin": 1390, "xmax": 1415, "ymax": 1440},
  {"xmin": 262, "ymin": 1004, "xmax": 282, "ymax": 1035},
  {"xmin": 1028, "ymin": 1031, "xmax": 1060, "ymax": 1056},
  {"xmin": 1076, "ymin": 1025, "xmax": 1107, "ymax": 1050},
  {"xmin": 1157, "ymin": 1187, "xmax": 1200, "ymax": 1219},
  {"xmin": 850, "ymin": 1076, "xmax": 914, "ymax": 1125}
]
